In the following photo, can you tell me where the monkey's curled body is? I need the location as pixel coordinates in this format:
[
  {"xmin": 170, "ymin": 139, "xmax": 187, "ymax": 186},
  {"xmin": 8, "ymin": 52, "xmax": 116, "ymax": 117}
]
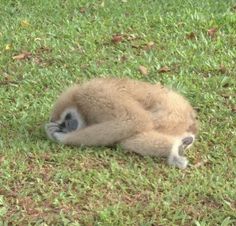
[{"xmin": 45, "ymin": 78, "xmax": 198, "ymax": 169}]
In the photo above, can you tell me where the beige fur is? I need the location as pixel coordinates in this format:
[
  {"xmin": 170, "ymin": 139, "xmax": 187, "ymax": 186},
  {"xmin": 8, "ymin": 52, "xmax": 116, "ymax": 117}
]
[{"xmin": 45, "ymin": 78, "xmax": 198, "ymax": 169}]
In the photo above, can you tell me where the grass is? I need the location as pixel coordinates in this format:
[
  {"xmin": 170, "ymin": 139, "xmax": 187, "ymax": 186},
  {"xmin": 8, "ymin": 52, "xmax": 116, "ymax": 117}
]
[{"xmin": 0, "ymin": 0, "xmax": 236, "ymax": 225}]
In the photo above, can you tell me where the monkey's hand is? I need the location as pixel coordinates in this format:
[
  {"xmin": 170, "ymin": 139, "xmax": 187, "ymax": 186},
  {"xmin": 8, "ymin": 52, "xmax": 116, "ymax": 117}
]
[{"xmin": 45, "ymin": 122, "xmax": 66, "ymax": 143}]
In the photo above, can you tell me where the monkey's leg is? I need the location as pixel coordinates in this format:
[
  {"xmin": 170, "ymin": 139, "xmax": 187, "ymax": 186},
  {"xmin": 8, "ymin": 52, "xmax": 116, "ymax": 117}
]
[{"xmin": 120, "ymin": 131, "xmax": 191, "ymax": 169}]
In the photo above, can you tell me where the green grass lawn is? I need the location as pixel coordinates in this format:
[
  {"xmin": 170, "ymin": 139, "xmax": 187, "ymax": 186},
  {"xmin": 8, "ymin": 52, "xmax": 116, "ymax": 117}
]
[{"xmin": 0, "ymin": 0, "xmax": 236, "ymax": 225}]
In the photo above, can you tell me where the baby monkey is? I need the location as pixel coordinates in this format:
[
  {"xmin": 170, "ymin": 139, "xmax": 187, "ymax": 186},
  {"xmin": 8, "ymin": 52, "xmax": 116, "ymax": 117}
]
[{"xmin": 45, "ymin": 78, "xmax": 198, "ymax": 169}]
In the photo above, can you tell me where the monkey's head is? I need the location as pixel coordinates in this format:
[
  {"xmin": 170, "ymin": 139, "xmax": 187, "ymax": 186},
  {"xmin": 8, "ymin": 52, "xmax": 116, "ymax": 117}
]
[
  {"xmin": 51, "ymin": 108, "xmax": 77, "ymax": 132},
  {"xmin": 48, "ymin": 85, "xmax": 86, "ymax": 133}
]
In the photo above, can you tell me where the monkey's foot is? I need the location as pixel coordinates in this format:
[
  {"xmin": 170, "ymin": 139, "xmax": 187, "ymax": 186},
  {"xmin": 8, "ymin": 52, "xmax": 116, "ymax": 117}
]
[
  {"xmin": 168, "ymin": 139, "xmax": 189, "ymax": 169},
  {"xmin": 178, "ymin": 136, "xmax": 194, "ymax": 156},
  {"xmin": 45, "ymin": 122, "xmax": 66, "ymax": 142},
  {"xmin": 168, "ymin": 155, "xmax": 188, "ymax": 169}
]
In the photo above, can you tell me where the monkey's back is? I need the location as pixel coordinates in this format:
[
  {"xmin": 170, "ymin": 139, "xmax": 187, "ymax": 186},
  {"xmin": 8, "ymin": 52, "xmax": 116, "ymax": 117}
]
[
  {"xmin": 75, "ymin": 78, "xmax": 198, "ymax": 136},
  {"xmin": 51, "ymin": 78, "xmax": 198, "ymax": 137}
]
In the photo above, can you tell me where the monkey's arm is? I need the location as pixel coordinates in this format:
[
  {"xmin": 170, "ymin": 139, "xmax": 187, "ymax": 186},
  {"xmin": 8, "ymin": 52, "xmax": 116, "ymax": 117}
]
[
  {"xmin": 45, "ymin": 98, "xmax": 154, "ymax": 146},
  {"xmin": 46, "ymin": 117, "xmax": 153, "ymax": 146},
  {"xmin": 47, "ymin": 119, "xmax": 146, "ymax": 146}
]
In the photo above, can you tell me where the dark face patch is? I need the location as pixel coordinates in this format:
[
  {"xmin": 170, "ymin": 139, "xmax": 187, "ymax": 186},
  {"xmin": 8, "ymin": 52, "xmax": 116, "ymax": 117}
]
[
  {"xmin": 59, "ymin": 122, "xmax": 66, "ymax": 130},
  {"xmin": 66, "ymin": 119, "xmax": 78, "ymax": 132},
  {"xmin": 65, "ymin": 113, "xmax": 72, "ymax": 120},
  {"xmin": 59, "ymin": 113, "xmax": 78, "ymax": 132}
]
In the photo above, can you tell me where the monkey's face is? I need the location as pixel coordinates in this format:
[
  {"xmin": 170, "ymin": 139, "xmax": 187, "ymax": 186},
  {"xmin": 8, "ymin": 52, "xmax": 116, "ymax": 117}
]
[
  {"xmin": 50, "ymin": 107, "xmax": 85, "ymax": 133},
  {"xmin": 58, "ymin": 112, "xmax": 78, "ymax": 132}
]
